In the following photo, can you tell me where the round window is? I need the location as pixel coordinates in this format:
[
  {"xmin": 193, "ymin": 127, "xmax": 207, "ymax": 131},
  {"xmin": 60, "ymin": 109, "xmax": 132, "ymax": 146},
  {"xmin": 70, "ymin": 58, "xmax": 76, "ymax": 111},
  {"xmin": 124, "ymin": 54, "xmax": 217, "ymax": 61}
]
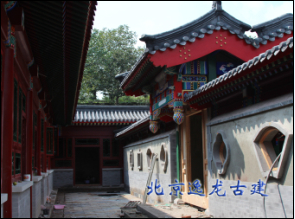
[{"xmin": 213, "ymin": 132, "xmax": 230, "ymax": 175}]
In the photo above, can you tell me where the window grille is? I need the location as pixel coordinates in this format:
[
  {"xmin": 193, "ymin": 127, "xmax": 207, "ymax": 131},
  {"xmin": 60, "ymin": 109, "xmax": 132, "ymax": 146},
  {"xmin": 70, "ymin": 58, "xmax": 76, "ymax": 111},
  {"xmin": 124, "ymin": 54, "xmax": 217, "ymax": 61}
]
[{"xmin": 103, "ymin": 139, "xmax": 110, "ymax": 157}]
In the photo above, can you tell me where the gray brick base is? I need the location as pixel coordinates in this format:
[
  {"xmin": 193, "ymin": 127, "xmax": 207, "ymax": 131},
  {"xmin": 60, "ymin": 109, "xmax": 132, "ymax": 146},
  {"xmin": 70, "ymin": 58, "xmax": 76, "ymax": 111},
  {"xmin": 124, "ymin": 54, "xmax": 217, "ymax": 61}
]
[
  {"xmin": 102, "ymin": 168, "xmax": 122, "ymax": 186},
  {"xmin": 53, "ymin": 169, "xmax": 73, "ymax": 189},
  {"xmin": 32, "ymin": 181, "xmax": 42, "ymax": 218},
  {"xmin": 48, "ymin": 172, "xmax": 54, "ymax": 194},
  {"xmin": 41, "ymin": 176, "xmax": 48, "ymax": 205},
  {"xmin": 12, "ymin": 188, "xmax": 31, "ymax": 218}
]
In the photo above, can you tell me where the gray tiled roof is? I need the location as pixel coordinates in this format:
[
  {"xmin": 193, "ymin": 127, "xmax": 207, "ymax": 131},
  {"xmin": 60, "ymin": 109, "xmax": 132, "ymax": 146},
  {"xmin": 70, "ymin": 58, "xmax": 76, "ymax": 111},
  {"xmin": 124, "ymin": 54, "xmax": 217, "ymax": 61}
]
[
  {"xmin": 120, "ymin": 6, "xmax": 293, "ymax": 90},
  {"xmin": 252, "ymin": 13, "xmax": 293, "ymax": 46},
  {"xmin": 115, "ymin": 116, "xmax": 149, "ymax": 137},
  {"xmin": 140, "ymin": 5, "xmax": 293, "ymax": 53},
  {"xmin": 184, "ymin": 37, "xmax": 293, "ymax": 102},
  {"xmin": 120, "ymin": 52, "xmax": 149, "ymax": 88},
  {"xmin": 73, "ymin": 105, "xmax": 150, "ymax": 123},
  {"xmin": 115, "ymin": 72, "xmax": 129, "ymax": 83},
  {"xmin": 140, "ymin": 7, "xmax": 253, "ymax": 53}
]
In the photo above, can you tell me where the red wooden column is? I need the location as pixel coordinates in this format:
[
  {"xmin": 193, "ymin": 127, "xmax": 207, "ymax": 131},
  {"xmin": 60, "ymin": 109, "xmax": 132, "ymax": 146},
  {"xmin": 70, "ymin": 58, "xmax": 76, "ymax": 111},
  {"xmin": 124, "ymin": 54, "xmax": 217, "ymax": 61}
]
[
  {"xmin": 43, "ymin": 120, "xmax": 47, "ymax": 172},
  {"xmin": 37, "ymin": 110, "xmax": 41, "ymax": 175},
  {"xmin": 26, "ymin": 89, "xmax": 33, "ymax": 175},
  {"xmin": 1, "ymin": 40, "xmax": 14, "ymax": 219},
  {"xmin": 26, "ymin": 89, "xmax": 33, "ymax": 218}
]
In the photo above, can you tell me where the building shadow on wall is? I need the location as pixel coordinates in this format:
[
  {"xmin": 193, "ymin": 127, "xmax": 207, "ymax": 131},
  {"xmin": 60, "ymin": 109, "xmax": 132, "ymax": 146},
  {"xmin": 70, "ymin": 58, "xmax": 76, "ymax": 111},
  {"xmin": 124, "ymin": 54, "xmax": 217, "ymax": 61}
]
[
  {"xmin": 211, "ymin": 124, "xmax": 245, "ymax": 180},
  {"xmin": 211, "ymin": 113, "xmax": 293, "ymax": 181}
]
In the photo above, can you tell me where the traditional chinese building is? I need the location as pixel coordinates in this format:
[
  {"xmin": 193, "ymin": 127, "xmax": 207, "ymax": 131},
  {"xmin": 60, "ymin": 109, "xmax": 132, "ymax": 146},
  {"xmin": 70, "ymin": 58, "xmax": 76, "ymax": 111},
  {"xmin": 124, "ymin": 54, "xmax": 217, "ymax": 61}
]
[
  {"xmin": 51, "ymin": 105, "xmax": 149, "ymax": 188},
  {"xmin": 116, "ymin": 1, "xmax": 293, "ymax": 217},
  {"xmin": 1, "ymin": 1, "xmax": 96, "ymax": 218}
]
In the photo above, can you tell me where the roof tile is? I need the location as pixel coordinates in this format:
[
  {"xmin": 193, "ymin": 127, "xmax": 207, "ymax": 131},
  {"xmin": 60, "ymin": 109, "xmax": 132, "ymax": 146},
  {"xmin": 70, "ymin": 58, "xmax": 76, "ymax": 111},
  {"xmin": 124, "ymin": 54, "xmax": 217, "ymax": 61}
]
[{"xmin": 185, "ymin": 37, "xmax": 293, "ymax": 102}]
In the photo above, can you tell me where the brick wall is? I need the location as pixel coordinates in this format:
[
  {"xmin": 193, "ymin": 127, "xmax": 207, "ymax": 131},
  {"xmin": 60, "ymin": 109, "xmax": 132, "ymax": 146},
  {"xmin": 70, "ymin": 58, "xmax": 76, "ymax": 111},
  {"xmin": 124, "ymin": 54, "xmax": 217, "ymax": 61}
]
[
  {"xmin": 32, "ymin": 181, "xmax": 42, "ymax": 218},
  {"xmin": 12, "ymin": 189, "xmax": 31, "ymax": 218},
  {"xmin": 102, "ymin": 168, "xmax": 122, "ymax": 186},
  {"xmin": 208, "ymin": 179, "xmax": 293, "ymax": 218},
  {"xmin": 53, "ymin": 169, "xmax": 73, "ymax": 189},
  {"xmin": 123, "ymin": 130, "xmax": 177, "ymax": 204}
]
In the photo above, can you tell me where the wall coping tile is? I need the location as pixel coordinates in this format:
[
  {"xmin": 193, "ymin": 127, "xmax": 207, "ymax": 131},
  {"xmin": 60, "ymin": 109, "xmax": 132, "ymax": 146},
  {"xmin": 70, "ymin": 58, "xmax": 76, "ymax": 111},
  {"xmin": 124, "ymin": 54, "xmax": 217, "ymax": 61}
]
[
  {"xmin": 41, "ymin": 172, "xmax": 48, "ymax": 177},
  {"xmin": 52, "ymin": 169, "xmax": 73, "ymax": 172},
  {"xmin": 12, "ymin": 181, "xmax": 33, "ymax": 193},
  {"xmin": 47, "ymin": 170, "xmax": 54, "ymax": 174},
  {"xmin": 32, "ymin": 176, "xmax": 43, "ymax": 182},
  {"xmin": 1, "ymin": 194, "xmax": 8, "ymax": 204}
]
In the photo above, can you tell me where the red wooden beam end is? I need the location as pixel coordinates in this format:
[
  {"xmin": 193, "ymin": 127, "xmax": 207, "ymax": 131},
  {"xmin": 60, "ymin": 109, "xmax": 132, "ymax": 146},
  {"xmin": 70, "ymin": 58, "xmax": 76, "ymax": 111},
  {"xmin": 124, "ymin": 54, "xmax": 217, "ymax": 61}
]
[
  {"xmin": 7, "ymin": 7, "xmax": 24, "ymax": 31},
  {"xmin": 29, "ymin": 63, "xmax": 38, "ymax": 77}
]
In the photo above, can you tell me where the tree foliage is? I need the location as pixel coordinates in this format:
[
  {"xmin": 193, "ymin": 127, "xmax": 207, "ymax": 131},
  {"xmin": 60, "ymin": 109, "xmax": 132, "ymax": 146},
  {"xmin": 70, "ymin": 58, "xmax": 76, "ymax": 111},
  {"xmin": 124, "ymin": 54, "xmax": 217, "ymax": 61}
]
[{"xmin": 78, "ymin": 25, "xmax": 145, "ymax": 104}]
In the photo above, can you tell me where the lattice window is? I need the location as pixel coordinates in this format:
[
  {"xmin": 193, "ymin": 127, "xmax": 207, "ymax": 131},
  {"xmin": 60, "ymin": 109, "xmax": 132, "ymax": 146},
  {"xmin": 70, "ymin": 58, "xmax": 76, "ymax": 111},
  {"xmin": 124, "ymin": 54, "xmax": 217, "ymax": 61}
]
[
  {"xmin": 15, "ymin": 153, "xmax": 21, "ymax": 175},
  {"xmin": 75, "ymin": 138, "xmax": 100, "ymax": 145},
  {"xmin": 68, "ymin": 138, "xmax": 72, "ymax": 158},
  {"xmin": 113, "ymin": 140, "xmax": 119, "ymax": 157},
  {"xmin": 103, "ymin": 139, "xmax": 110, "ymax": 157}
]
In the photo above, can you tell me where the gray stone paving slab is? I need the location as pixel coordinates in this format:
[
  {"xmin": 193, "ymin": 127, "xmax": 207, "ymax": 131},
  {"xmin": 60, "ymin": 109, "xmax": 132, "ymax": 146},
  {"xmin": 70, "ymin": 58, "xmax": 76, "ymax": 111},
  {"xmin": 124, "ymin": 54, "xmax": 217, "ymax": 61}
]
[{"xmin": 51, "ymin": 191, "xmax": 211, "ymax": 218}]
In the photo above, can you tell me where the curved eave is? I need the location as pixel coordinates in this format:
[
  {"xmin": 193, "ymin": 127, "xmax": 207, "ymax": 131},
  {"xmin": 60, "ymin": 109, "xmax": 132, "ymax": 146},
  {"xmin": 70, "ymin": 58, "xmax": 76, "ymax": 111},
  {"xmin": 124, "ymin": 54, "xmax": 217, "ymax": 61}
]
[
  {"xmin": 72, "ymin": 1, "xmax": 97, "ymax": 125},
  {"xmin": 252, "ymin": 13, "xmax": 293, "ymax": 35},
  {"xmin": 148, "ymin": 29, "xmax": 293, "ymax": 68},
  {"xmin": 115, "ymin": 116, "xmax": 149, "ymax": 138},
  {"xmin": 120, "ymin": 52, "xmax": 149, "ymax": 90},
  {"xmin": 72, "ymin": 122, "xmax": 134, "ymax": 126},
  {"xmin": 185, "ymin": 37, "xmax": 293, "ymax": 107}
]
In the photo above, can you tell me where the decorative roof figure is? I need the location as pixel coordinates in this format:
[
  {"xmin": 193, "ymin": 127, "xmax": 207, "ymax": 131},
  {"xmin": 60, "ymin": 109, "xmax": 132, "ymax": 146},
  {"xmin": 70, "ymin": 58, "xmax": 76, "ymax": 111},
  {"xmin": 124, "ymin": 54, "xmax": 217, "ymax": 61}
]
[{"xmin": 212, "ymin": 1, "xmax": 222, "ymax": 10}]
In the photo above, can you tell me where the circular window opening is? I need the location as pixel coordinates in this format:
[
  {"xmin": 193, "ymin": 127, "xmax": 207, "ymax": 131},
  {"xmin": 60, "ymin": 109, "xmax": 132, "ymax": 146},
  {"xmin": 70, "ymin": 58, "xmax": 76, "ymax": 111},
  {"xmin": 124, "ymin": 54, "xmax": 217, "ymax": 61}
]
[
  {"xmin": 219, "ymin": 141, "xmax": 226, "ymax": 164},
  {"xmin": 129, "ymin": 150, "xmax": 134, "ymax": 170},
  {"xmin": 257, "ymin": 128, "xmax": 285, "ymax": 171},
  {"xmin": 271, "ymin": 132, "xmax": 285, "ymax": 157},
  {"xmin": 213, "ymin": 133, "xmax": 230, "ymax": 175},
  {"xmin": 160, "ymin": 144, "xmax": 168, "ymax": 173},
  {"xmin": 147, "ymin": 148, "xmax": 152, "ymax": 170}
]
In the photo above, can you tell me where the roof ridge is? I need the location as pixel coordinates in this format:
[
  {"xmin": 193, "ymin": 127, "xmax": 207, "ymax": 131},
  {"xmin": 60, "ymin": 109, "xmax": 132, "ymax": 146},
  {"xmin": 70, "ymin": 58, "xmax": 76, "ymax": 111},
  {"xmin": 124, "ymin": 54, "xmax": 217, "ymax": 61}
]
[{"xmin": 139, "ymin": 8, "xmax": 252, "ymax": 53}]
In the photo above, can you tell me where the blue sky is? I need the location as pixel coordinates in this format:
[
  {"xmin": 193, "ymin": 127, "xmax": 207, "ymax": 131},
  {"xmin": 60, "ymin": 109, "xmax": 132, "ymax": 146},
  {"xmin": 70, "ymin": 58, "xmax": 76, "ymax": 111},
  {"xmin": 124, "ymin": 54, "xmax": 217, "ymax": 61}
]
[{"xmin": 93, "ymin": 1, "xmax": 293, "ymax": 48}]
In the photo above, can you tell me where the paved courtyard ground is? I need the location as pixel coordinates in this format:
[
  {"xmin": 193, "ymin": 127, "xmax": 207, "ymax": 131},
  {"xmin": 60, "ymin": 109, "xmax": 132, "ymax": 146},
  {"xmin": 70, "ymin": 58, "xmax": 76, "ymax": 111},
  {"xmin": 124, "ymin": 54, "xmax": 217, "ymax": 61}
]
[
  {"xmin": 52, "ymin": 191, "xmax": 142, "ymax": 218},
  {"xmin": 51, "ymin": 191, "xmax": 209, "ymax": 218}
]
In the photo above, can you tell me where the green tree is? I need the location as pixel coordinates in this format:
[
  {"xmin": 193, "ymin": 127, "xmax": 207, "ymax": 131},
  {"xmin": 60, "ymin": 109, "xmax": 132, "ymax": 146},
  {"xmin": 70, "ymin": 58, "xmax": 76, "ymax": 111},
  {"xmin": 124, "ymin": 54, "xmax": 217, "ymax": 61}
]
[{"xmin": 78, "ymin": 25, "xmax": 144, "ymax": 104}]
